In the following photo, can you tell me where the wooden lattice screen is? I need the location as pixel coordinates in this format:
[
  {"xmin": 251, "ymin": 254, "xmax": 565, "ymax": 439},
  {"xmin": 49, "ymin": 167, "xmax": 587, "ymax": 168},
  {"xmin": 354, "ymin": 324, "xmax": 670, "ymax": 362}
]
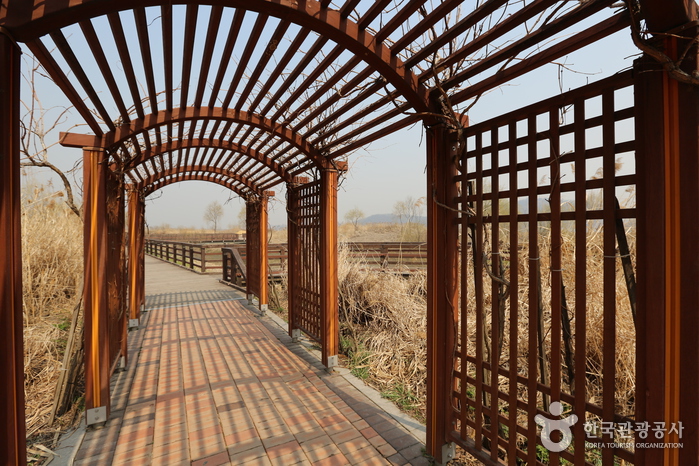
[
  {"xmin": 288, "ymin": 180, "xmax": 322, "ymax": 342},
  {"xmin": 246, "ymin": 197, "xmax": 263, "ymax": 300},
  {"xmin": 450, "ymin": 72, "xmax": 637, "ymax": 464}
]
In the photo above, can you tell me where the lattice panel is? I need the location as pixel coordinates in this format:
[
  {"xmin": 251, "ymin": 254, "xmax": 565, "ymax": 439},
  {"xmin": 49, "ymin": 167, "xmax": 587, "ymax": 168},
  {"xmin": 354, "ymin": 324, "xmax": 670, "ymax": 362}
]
[
  {"xmin": 452, "ymin": 72, "xmax": 637, "ymax": 464},
  {"xmin": 288, "ymin": 180, "xmax": 322, "ymax": 342}
]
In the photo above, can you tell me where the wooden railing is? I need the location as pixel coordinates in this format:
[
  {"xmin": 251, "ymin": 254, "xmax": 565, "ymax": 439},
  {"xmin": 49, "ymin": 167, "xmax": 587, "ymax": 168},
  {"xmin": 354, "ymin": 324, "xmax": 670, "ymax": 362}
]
[
  {"xmin": 344, "ymin": 242, "xmax": 427, "ymax": 271},
  {"xmin": 145, "ymin": 239, "xmax": 241, "ymax": 273},
  {"xmin": 148, "ymin": 239, "xmax": 430, "ymax": 279},
  {"xmin": 219, "ymin": 242, "xmax": 428, "ymax": 288},
  {"xmin": 146, "ymin": 232, "xmax": 244, "ymax": 243},
  {"xmin": 221, "ymin": 244, "xmax": 289, "ymax": 288}
]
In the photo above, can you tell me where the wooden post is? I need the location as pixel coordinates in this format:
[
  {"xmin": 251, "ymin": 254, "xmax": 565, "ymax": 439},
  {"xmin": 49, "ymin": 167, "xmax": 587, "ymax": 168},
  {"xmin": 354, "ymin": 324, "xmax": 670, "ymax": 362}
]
[
  {"xmin": 258, "ymin": 192, "xmax": 271, "ymax": 314},
  {"xmin": 426, "ymin": 122, "xmax": 459, "ymax": 464},
  {"xmin": 83, "ymin": 146, "xmax": 110, "ymax": 425},
  {"xmin": 106, "ymin": 170, "xmax": 127, "ymax": 369},
  {"xmin": 320, "ymin": 167, "xmax": 341, "ymax": 369},
  {"xmin": 0, "ymin": 30, "xmax": 26, "ymax": 466},
  {"xmin": 127, "ymin": 188, "xmax": 145, "ymax": 327},
  {"xmin": 635, "ymin": 29, "xmax": 699, "ymax": 466},
  {"xmin": 287, "ymin": 184, "xmax": 299, "ymax": 339}
]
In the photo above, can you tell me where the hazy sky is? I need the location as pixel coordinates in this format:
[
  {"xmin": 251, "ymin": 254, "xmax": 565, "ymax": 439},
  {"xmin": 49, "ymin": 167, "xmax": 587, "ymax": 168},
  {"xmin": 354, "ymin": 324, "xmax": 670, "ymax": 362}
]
[{"xmin": 21, "ymin": 16, "xmax": 640, "ymax": 230}]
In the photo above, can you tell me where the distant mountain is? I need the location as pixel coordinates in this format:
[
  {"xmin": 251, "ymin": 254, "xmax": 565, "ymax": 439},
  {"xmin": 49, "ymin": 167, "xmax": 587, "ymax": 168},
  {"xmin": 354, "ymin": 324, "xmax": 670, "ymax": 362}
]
[{"xmin": 360, "ymin": 214, "xmax": 427, "ymax": 224}]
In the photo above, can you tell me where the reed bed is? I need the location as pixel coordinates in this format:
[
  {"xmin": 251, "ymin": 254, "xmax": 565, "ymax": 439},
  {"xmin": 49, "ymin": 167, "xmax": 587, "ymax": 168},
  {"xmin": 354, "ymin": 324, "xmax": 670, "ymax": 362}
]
[
  {"xmin": 337, "ymin": 245, "xmax": 428, "ymax": 420},
  {"xmin": 21, "ymin": 184, "xmax": 84, "ymax": 460}
]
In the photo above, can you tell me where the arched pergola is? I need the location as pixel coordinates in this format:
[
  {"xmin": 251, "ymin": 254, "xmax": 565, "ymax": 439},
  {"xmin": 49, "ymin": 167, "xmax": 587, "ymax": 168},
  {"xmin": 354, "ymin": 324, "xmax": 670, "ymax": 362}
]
[
  {"xmin": 2, "ymin": 1, "xmax": 699, "ymax": 465},
  {"xmin": 139, "ymin": 166, "xmax": 266, "ymax": 197}
]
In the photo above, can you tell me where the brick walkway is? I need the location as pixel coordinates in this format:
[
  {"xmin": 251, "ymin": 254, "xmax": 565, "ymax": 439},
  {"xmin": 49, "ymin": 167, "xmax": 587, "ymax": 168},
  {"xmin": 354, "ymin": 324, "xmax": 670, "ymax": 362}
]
[{"xmin": 72, "ymin": 258, "xmax": 427, "ymax": 465}]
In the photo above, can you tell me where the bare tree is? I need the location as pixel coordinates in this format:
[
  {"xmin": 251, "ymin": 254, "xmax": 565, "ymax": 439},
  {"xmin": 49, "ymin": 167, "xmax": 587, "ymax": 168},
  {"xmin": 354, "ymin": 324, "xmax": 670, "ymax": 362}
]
[
  {"xmin": 344, "ymin": 207, "xmax": 364, "ymax": 231},
  {"xmin": 237, "ymin": 207, "xmax": 246, "ymax": 230},
  {"xmin": 203, "ymin": 201, "xmax": 224, "ymax": 232},
  {"xmin": 393, "ymin": 196, "xmax": 425, "ymax": 241},
  {"xmin": 20, "ymin": 56, "xmax": 83, "ymax": 218}
]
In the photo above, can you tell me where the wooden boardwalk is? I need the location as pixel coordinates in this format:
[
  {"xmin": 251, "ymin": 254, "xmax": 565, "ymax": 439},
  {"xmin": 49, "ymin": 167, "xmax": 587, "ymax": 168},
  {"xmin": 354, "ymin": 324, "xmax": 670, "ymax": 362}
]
[{"xmin": 71, "ymin": 256, "xmax": 427, "ymax": 466}]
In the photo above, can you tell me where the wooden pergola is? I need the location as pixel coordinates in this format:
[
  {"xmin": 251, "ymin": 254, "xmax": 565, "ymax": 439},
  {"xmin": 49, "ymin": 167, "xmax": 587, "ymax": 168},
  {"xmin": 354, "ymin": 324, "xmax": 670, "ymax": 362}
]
[{"xmin": 1, "ymin": 0, "xmax": 698, "ymax": 464}]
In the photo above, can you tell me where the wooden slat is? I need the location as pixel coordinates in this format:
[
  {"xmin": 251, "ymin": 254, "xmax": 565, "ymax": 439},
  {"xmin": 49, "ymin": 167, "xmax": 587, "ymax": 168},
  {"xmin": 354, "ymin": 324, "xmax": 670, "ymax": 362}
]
[
  {"xmin": 193, "ymin": 6, "xmax": 224, "ymax": 109},
  {"xmin": 80, "ymin": 20, "xmax": 131, "ymax": 122},
  {"xmin": 179, "ymin": 5, "xmax": 199, "ymax": 111},
  {"xmin": 134, "ymin": 8, "xmax": 159, "ymax": 114},
  {"xmin": 108, "ymin": 12, "xmax": 144, "ymax": 119},
  {"xmin": 25, "ymin": 40, "xmax": 103, "ymax": 136},
  {"xmin": 221, "ymin": 14, "xmax": 268, "ymax": 109}
]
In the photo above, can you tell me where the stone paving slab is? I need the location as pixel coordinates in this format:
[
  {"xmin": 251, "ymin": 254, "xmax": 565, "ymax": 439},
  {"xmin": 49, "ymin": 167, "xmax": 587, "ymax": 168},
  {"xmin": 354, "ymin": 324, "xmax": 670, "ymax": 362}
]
[{"xmin": 72, "ymin": 257, "xmax": 429, "ymax": 465}]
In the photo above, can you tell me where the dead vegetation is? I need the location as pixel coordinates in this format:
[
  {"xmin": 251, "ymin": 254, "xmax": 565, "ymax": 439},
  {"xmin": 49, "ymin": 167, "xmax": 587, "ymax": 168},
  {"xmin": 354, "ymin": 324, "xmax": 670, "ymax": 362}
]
[{"xmin": 21, "ymin": 181, "xmax": 84, "ymax": 462}]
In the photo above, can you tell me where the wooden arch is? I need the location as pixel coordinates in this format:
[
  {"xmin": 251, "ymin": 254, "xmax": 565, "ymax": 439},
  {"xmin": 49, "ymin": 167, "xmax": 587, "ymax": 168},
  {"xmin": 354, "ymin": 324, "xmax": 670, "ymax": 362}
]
[
  {"xmin": 142, "ymin": 171, "xmax": 257, "ymax": 198},
  {"xmin": 123, "ymin": 139, "xmax": 292, "ymax": 183},
  {"xmin": 3, "ymin": 0, "xmax": 430, "ymax": 133},
  {"xmin": 109, "ymin": 109, "xmax": 327, "ymax": 167},
  {"xmin": 138, "ymin": 164, "xmax": 264, "ymax": 196}
]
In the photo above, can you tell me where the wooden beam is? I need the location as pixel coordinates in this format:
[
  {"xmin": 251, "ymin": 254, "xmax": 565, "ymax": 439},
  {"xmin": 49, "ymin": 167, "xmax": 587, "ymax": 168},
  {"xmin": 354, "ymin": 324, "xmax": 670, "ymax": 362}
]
[
  {"xmin": 0, "ymin": 32, "xmax": 26, "ymax": 466},
  {"xmin": 640, "ymin": 0, "xmax": 698, "ymax": 32},
  {"xmin": 59, "ymin": 132, "xmax": 104, "ymax": 149}
]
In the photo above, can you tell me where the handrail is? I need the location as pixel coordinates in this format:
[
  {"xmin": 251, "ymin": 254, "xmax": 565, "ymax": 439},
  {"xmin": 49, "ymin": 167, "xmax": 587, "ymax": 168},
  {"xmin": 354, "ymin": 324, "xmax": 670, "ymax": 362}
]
[{"xmin": 145, "ymin": 238, "xmax": 241, "ymax": 273}]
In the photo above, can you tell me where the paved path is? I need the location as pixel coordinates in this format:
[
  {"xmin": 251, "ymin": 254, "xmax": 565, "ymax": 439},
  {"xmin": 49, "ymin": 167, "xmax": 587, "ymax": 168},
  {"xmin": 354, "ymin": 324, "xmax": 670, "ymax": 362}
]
[{"xmin": 72, "ymin": 256, "xmax": 428, "ymax": 465}]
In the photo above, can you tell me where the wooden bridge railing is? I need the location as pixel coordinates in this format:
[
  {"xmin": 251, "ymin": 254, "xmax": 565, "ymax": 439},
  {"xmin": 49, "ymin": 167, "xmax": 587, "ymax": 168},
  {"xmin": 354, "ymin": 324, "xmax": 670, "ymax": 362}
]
[
  {"xmin": 344, "ymin": 242, "xmax": 428, "ymax": 271},
  {"xmin": 221, "ymin": 244, "xmax": 289, "ymax": 288},
  {"xmin": 220, "ymin": 242, "xmax": 430, "ymax": 285},
  {"xmin": 145, "ymin": 239, "xmax": 243, "ymax": 273}
]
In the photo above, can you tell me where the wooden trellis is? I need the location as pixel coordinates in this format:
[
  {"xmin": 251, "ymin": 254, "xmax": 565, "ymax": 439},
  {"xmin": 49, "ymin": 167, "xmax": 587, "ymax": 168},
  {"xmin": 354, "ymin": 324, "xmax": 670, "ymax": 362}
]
[
  {"xmin": 288, "ymin": 179, "xmax": 322, "ymax": 342},
  {"xmin": 446, "ymin": 72, "xmax": 637, "ymax": 464}
]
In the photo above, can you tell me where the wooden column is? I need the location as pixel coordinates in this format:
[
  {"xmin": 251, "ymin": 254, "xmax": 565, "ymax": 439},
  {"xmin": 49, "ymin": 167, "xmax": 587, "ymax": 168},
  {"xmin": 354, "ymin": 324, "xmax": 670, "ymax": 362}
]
[
  {"xmin": 258, "ymin": 192, "xmax": 270, "ymax": 314},
  {"xmin": 320, "ymin": 167, "xmax": 340, "ymax": 369},
  {"xmin": 425, "ymin": 122, "xmax": 459, "ymax": 463},
  {"xmin": 106, "ymin": 170, "xmax": 127, "ymax": 369},
  {"xmin": 0, "ymin": 30, "xmax": 26, "ymax": 466},
  {"xmin": 83, "ymin": 146, "xmax": 110, "ymax": 425},
  {"xmin": 245, "ymin": 199, "xmax": 256, "ymax": 303},
  {"xmin": 287, "ymin": 184, "xmax": 299, "ymax": 338},
  {"xmin": 635, "ymin": 29, "xmax": 699, "ymax": 466},
  {"xmin": 245, "ymin": 192, "xmax": 272, "ymax": 312},
  {"xmin": 127, "ymin": 188, "xmax": 145, "ymax": 327}
]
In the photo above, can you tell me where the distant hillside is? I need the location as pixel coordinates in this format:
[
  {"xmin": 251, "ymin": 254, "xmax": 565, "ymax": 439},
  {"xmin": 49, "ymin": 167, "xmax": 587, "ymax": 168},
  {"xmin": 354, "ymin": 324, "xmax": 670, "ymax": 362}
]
[{"xmin": 360, "ymin": 214, "xmax": 427, "ymax": 224}]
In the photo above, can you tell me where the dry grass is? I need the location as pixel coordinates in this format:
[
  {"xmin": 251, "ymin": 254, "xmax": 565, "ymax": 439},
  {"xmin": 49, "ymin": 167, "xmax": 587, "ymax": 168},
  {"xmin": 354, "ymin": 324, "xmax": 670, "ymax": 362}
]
[
  {"xmin": 337, "ymin": 245, "xmax": 428, "ymax": 420},
  {"xmin": 21, "ymin": 182, "xmax": 84, "ymax": 460}
]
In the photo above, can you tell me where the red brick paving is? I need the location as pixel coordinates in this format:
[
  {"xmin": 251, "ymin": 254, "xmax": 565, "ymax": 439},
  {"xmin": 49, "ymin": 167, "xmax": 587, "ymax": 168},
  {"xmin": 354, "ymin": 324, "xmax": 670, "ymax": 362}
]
[{"xmin": 73, "ymin": 282, "xmax": 424, "ymax": 465}]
